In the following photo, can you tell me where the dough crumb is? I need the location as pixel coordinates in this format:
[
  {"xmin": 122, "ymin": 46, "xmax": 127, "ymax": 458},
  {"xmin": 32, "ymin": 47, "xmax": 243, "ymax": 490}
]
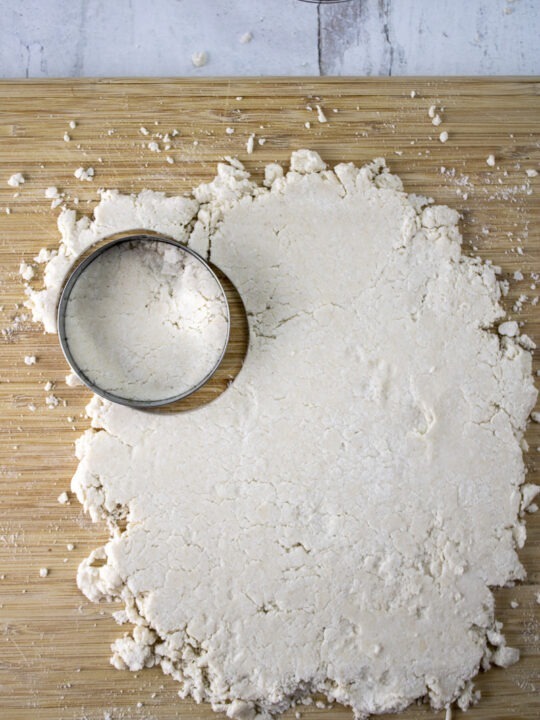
[
  {"xmin": 65, "ymin": 372, "xmax": 83, "ymax": 387},
  {"xmin": 34, "ymin": 248, "xmax": 55, "ymax": 263},
  {"xmin": 7, "ymin": 172, "xmax": 25, "ymax": 187},
  {"xmin": 290, "ymin": 149, "xmax": 327, "ymax": 173},
  {"xmin": 518, "ymin": 334, "xmax": 536, "ymax": 351},
  {"xmin": 246, "ymin": 134, "xmax": 255, "ymax": 154},
  {"xmin": 315, "ymin": 105, "xmax": 328, "ymax": 123},
  {"xmin": 492, "ymin": 645, "xmax": 520, "ymax": 668},
  {"xmin": 74, "ymin": 167, "xmax": 94, "ymax": 182},
  {"xmin": 526, "ymin": 168, "xmax": 538, "ymax": 178},
  {"xmin": 24, "ymin": 355, "xmax": 37, "ymax": 365},
  {"xmin": 239, "ymin": 32, "xmax": 253, "ymax": 44},
  {"xmin": 139, "ymin": 127, "xmax": 149, "ymax": 136},
  {"xmin": 19, "ymin": 262, "xmax": 35, "ymax": 281},
  {"xmin": 486, "ymin": 154, "xmax": 496, "ymax": 167},
  {"xmin": 45, "ymin": 393, "xmax": 59, "ymax": 408},
  {"xmin": 439, "ymin": 131, "xmax": 449, "ymax": 143},
  {"xmin": 57, "ymin": 491, "xmax": 70, "ymax": 504},
  {"xmin": 498, "ymin": 320, "xmax": 519, "ymax": 337},
  {"xmin": 39, "ymin": 567, "xmax": 49, "ymax": 577},
  {"xmin": 192, "ymin": 51, "xmax": 208, "ymax": 67},
  {"xmin": 44, "ymin": 186, "xmax": 60, "ymax": 199}
]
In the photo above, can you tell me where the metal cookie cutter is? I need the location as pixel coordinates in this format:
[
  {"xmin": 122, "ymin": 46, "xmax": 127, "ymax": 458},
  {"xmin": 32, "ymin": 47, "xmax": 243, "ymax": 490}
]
[{"xmin": 57, "ymin": 233, "xmax": 231, "ymax": 409}]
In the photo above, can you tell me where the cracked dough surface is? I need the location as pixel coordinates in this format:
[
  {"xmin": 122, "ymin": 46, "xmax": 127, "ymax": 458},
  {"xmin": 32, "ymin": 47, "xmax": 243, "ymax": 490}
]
[{"xmin": 27, "ymin": 151, "xmax": 537, "ymax": 719}]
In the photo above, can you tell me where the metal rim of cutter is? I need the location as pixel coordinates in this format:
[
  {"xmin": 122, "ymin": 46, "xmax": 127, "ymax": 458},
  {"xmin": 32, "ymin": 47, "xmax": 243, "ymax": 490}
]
[{"xmin": 57, "ymin": 233, "xmax": 231, "ymax": 409}]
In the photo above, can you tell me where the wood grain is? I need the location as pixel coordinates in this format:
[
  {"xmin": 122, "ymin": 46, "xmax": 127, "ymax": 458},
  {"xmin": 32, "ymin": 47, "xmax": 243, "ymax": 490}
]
[{"xmin": 0, "ymin": 78, "xmax": 539, "ymax": 720}]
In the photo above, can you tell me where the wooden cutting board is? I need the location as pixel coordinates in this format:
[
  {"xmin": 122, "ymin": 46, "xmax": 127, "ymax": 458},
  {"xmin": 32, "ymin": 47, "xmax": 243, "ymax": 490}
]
[{"xmin": 0, "ymin": 78, "xmax": 539, "ymax": 720}]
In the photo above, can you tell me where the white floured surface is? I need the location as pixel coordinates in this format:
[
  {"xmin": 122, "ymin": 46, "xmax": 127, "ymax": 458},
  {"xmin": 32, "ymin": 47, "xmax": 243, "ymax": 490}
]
[{"xmin": 26, "ymin": 151, "xmax": 537, "ymax": 719}]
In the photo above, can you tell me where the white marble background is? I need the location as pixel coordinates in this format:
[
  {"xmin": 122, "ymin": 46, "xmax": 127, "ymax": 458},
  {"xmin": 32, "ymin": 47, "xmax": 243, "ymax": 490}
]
[{"xmin": 1, "ymin": 0, "xmax": 539, "ymax": 78}]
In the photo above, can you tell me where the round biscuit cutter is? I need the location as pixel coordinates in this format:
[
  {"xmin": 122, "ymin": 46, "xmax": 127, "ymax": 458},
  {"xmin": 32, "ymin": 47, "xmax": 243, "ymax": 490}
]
[{"xmin": 57, "ymin": 233, "xmax": 231, "ymax": 409}]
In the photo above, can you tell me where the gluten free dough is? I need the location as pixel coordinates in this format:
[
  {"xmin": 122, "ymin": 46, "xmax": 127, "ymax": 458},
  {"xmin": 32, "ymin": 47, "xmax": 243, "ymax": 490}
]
[{"xmin": 26, "ymin": 151, "xmax": 538, "ymax": 719}]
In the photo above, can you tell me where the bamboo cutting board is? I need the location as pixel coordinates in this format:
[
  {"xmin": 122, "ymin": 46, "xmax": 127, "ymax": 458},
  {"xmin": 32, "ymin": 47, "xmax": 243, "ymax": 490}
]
[{"xmin": 0, "ymin": 78, "xmax": 539, "ymax": 720}]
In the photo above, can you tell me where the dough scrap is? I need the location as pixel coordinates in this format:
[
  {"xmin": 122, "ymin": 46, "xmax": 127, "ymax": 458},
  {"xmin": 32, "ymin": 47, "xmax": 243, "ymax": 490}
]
[{"xmin": 28, "ymin": 151, "xmax": 537, "ymax": 719}]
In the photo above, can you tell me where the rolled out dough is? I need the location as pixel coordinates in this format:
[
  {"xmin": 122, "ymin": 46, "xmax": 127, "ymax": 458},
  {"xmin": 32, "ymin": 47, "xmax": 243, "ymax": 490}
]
[{"xmin": 26, "ymin": 151, "xmax": 537, "ymax": 719}]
